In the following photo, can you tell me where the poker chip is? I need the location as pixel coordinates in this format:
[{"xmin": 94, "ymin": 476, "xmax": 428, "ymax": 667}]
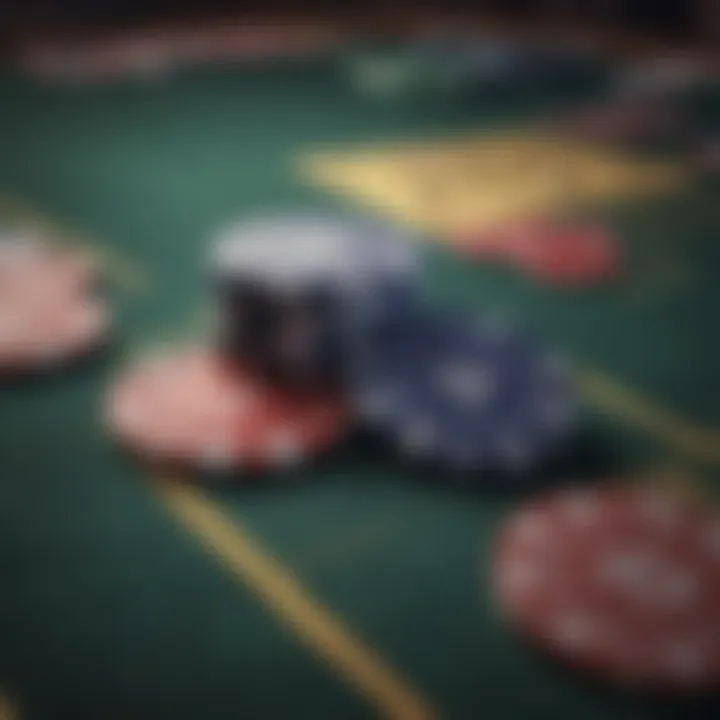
[
  {"xmin": 107, "ymin": 346, "xmax": 348, "ymax": 471},
  {"xmin": 559, "ymin": 100, "xmax": 684, "ymax": 144},
  {"xmin": 0, "ymin": 234, "xmax": 100, "ymax": 291},
  {"xmin": 0, "ymin": 235, "xmax": 108, "ymax": 372},
  {"xmin": 210, "ymin": 213, "xmax": 420, "ymax": 292},
  {"xmin": 505, "ymin": 222, "xmax": 620, "ymax": 286},
  {"xmin": 456, "ymin": 220, "xmax": 620, "ymax": 287},
  {"xmin": 615, "ymin": 57, "xmax": 714, "ymax": 101},
  {"xmin": 209, "ymin": 213, "xmax": 422, "ymax": 388},
  {"xmin": 351, "ymin": 309, "xmax": 575, "ymax": 472},
  {"xmin": 494, "ymin": 485, "xmax": 720, "ymax": 689}
]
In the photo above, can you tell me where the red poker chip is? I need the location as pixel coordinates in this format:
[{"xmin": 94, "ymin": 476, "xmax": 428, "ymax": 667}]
[
  {"xmin": 0, "ymin": 238, "xmax": 109, "ymax": 372},
  {"xmin": 107, "ymin": 347, "xmax": 348, "ymax": 471},
  {"xmin": 455, "ymin": 220, "xmax": 619, "ymax": 286},
  {"xmin": 494, "ymin": 486, "xmax": 720, "ymax": 689},
  {"xmin": 508, "ymin": 222, "xmax": 619, "ymax": 286}
]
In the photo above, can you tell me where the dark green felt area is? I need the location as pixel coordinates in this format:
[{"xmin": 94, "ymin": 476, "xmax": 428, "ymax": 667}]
[{"xmin": 0, "ymin": 57, "xmax": 717, "ymax": 719}]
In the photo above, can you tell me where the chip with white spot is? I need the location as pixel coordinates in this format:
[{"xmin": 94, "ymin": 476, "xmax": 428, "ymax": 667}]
[{"xmin": 494, "ymin": 486, "xmax": 720, "ymax": 688}]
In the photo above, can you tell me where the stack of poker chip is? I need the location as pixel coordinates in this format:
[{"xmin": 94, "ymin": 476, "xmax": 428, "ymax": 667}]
[
  {"xmin": 350, "ymin": 306, "xmax": 575, "ymax": 473},
  {"xmin": 187, "ymin": 211, "xmax": 576, "ymax": 477},
  {"xmin": 107, "ymin": 213, "xmax": 421, "ymax": 473},
  {"xmin": 108, "ymin": 213, "xmax": 574, "ymax": 473},
  {"xmin": 208, "ymin": 213, "xmax": 421, "ymax": 391},
  {"xmin": 108, "ymin": 210, "xmax": 577, "ymax": 476}
]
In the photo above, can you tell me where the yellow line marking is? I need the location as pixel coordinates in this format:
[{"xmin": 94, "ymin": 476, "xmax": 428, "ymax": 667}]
[
  {"xmin": 0, "ymin": 693, "xmax": 20, "ymax": 720},
  {"xmin": 157, "ymin": 480, "xmax": 437, "ymax": 720},
  {"xmin": 576, "ymin": 366, "xmax": 720, "ymax": 467},
  {"xmin": 300, "ymin": 132, "xmax": 685, "ymax": 236}
]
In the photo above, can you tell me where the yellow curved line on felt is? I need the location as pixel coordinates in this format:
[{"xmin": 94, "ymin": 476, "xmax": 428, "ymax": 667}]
[
  {"xmin": 576, "ymin": 366, "xmax": 720, "ymax": 467},
  {"xmin": 157, "ymin": 481, "xmax": 438, "ymax": 720}
]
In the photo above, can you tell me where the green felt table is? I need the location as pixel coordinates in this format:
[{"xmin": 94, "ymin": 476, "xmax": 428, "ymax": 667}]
[{"xmin": 0, "ymin": 51, "xmax": 718, "ymax": 720}]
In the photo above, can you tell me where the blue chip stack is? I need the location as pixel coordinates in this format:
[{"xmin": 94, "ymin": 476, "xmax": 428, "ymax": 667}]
[{"xmin": 350, "ymin": 307, "xmax": 576, "ymax": 473}]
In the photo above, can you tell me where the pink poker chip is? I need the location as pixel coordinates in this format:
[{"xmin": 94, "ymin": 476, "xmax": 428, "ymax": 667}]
[
  {"xmin": 107, "ymin": 347, "xmax": 347, "ymax": 472},
  {"xmin": 0, "ymin": 237, "xmax": 108, "ymax": 372}
]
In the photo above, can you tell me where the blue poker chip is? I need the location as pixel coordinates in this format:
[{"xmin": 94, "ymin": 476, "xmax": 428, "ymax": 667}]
[{"xmin": 351, "ymin": 309, "xmax": 576, "ymax": 473}]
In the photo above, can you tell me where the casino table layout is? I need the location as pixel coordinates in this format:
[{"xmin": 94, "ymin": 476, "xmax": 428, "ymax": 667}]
[{"xmin": 0, "ymin": 47, "xmax": 719, "ymax": 720}]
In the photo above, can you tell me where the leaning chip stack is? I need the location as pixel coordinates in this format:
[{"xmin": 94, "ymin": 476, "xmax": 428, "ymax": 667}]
[
  {"xmin": 209, "ymin": 213, "xmax": 422, "ymax": 390},
  {"xmin": 350, "ymin": 308, "xmax": 575, "ymax": 473},
  {"xmin": 0, "ymin": 231, "xmax": 109, "ymax": 374},
  {"xmin": 494, "ymin": 485, "xmax": 720, "ymax": 689}
]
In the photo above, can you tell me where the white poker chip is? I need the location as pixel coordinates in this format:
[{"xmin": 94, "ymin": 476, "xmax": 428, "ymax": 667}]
[{"xmin": 209, "ymin": 213, "xmax": 422, "ymax": 293}]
